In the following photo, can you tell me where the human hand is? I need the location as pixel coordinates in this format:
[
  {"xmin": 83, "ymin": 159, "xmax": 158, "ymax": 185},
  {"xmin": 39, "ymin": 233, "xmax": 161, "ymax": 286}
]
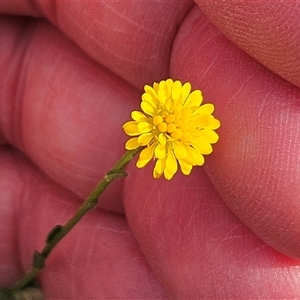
[{"xmin": 1, "ymin": 1, "xmax": 300, "ymax": 298}]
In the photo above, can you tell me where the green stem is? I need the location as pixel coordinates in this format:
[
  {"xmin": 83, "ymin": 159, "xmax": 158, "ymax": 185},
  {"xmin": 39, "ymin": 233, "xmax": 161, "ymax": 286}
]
[{"xmin": 9, "ymin": 147, "xmax": 141, "ymax": 293}]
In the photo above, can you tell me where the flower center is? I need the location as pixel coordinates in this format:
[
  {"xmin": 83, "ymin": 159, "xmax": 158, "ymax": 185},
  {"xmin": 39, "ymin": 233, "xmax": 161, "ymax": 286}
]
[{"xmin": 152, "ymin": 108, "xmax": 192, "ymax": 140}]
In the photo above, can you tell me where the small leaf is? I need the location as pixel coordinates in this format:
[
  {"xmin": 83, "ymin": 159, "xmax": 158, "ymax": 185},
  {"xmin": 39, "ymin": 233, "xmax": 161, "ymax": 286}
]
[{"xmin": 46, "ymin": 225, "xmax": 63, "ymax": 244}]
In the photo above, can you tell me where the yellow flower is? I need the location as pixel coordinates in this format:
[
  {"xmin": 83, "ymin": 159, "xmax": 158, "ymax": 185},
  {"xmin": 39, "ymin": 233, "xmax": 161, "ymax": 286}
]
[{"xmin": 123, "ymin": 79, "xmax": 220, "ymax": 180}]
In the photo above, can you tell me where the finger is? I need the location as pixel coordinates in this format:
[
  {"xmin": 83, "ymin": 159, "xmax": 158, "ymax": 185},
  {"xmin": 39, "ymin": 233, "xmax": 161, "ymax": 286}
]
[
  {"xmin": 171, "ymin": 7, "xmax": 300, "ymax": 258},
  {"xmin": 0, "ymin": 148, "xmax": 23, "ymax": 287},
  {"xmin": 0, "ymin": 1, "xmax": 193, "ymax": 88},
  {"xmin": 196, "ymin": 0, "xmax": 300, "ymax": 88},
  {"xmin": 0, "ymin": 17, "xmax": 140, "ymax": 213},
  {"xmin": 0, "ymin": 148, "xmax": 167, "ymax": 298},
  {"xmin": 124, "ymin": 166, "xmax": 300, "ymax": 298}
]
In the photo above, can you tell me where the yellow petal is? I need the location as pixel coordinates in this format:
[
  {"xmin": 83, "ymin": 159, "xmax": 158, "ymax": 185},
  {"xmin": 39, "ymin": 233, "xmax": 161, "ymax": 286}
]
[
  {"xmin": 198, "ymin": 130, "xmax": 219, "ymax": 144},
  {"xmin": 158, "ymin": 80, "xmax": 166, "ymax": 90},
  {"xmin": 131, "ymin": 111, "xmax": 148, "ymax": 121},
  {"xmin": 153, "ymin": 158, "xmax": 166, "ymax": 178},
  {"xmin": 136, "ymin": 144, "xmax": 155, "ymax": 168},
  {"xmin": 164, "ymin": 79, "xmax": 173, "ymax": 97},
  {"xmin": 181, "ymin": 132, "xmax": 192, "ymax": 143},
  {"xmin": 193, "ymin": 139, "xmax": 213, "ymax": 155},
  {"xmin": 157, "ymin": 88, "xmax": 167, "ymax": 104},
  {"xmin": 138, "ymin": 133, "xmax": 154, "ymax": 146},
  {"xmin": 141, "ymin": 92, "xmax": 152, "ymax": 102},
  {"xmin": 155, "ymin": 144, "xmax": 166, "ymax": 159},
  {"xmin": 123, "ymin": 121, "xmax": 139, "ymax": 136},
  {"xmin": 204, "ymin": 118, "xmax": 220, "ymax": 130},
  {"xmin": 198, "ymin": 103, "xmax": 214, "ymax": 115},
  {"xmin": 152, "ymin": 82, "xmax": 159, "ymax": 92},
  {"xmin": 172, "ymin": 141, "xmax": 187, "ymax": 160},
  {"xmin": 182, "ymin": 107, "xmax": 192, "ymax": 122},
  {"xmin": 125, "ymin": 138, "xmax": 140, "ymax": 150},
  {"xmin": 195, "ymin": 115, "xmax": 215, "ymax": 128},
  {"xmin": 165, "ymin": 147, "xmax": 177, "ymax": 175},
  {"xmin": 178, "ymin": 159, "xmax": 193, "ymax": 175},
  {"xmin": 164, "ymin": 169, "xmax": 174, "ymax": 180},
  {"xmin": 181, "ymin": 82, "xmax": 191, "ymax": 102},
  {"xmin": 166, "ymin": 78, "xmax": 174, "ymax": 85},
  {"xmin": 136, "ymin": 159, "xmax": 149, "ymax": 168},
  {"xmin": 188, "ymin": 121, "xmax": 197, "ymax": 132},
  {"xmin": 172, "ymin": 80, "xmax": 182, "ymax": 101},
  {"xmin": 153, "ymin": 169, "xmax": 163, "ymax": 179},
  {"xmin": 185, "ymin": 146, "xmax": 204, "ymax": 166},
  {"xmin": 158, "ymin": 133, "xmax": 167, "ymax": 145},
  {"xmin": 137, "ymin": 121, "xmax": 153, "ymax": 133},
  {"xmin": 184, "ymin": 90, "xmax": 202, "ymax": 108},
  {"xmin": 144, "ymin": 85, "xmax": 158, "ymax": 102},
  {"xmin": 165, "ymin": 96, "xmax": 173, "ymax": 111},
  {"xmin": 141, "ymin": 101, "xmax": 155, "ymax": 116}
]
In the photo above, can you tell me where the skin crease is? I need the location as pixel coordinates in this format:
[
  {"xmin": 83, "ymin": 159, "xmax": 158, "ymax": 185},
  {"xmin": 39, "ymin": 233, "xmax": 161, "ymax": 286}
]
[{"xmin": 1, "ymin": 1, "xmax": 300, "ymax": 299}]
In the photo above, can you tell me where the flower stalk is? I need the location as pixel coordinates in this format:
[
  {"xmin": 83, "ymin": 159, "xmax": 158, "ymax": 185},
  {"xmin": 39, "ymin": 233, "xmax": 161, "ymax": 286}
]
[{"xmin": 3, "ymin": 147, "xmax": 141, "ymax": 296}]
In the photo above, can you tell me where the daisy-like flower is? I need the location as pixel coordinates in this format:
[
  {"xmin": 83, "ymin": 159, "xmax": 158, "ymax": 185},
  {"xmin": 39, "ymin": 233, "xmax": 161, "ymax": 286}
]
[{"xmin": 123, "ymin": 79, "xmax": 220, "ymax": 180}]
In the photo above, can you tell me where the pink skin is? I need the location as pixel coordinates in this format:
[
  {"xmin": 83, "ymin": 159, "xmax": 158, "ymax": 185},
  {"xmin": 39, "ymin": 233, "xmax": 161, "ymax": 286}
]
[{"xmin": 1, "ymin": 1, "xmax": 300, "ymax": 298}]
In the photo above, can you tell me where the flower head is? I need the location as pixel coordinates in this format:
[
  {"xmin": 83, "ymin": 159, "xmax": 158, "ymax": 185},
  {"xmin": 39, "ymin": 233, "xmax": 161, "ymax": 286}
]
[{"xmin": 123, "ymin": 79, "xmax": 220, "ymax": 180}]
